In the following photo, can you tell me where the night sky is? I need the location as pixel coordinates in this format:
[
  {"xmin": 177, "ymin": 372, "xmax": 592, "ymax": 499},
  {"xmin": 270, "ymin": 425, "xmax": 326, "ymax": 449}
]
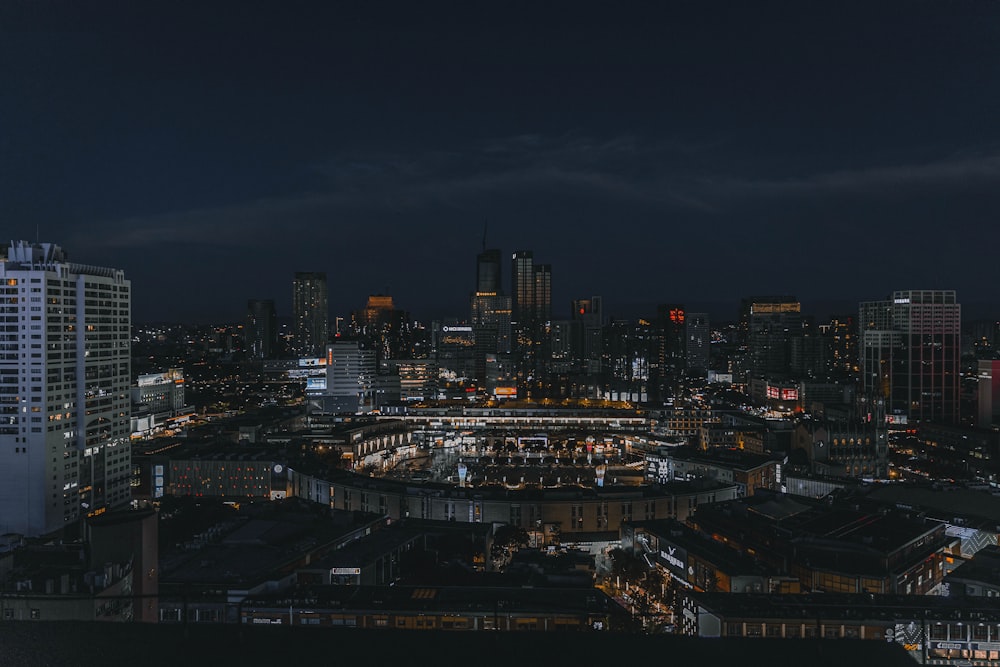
[{"xmin": 3, "ymin": 1, "xmax": 999, "ymax": 323}]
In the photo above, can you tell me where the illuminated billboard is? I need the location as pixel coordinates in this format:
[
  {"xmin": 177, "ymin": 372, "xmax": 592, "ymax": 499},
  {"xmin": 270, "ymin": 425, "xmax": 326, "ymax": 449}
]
[
  {"xmin": 306, "ymin": 377, "xmax": 327, "ymax": 391},
  {"xmin": 494, "ymin": 386, "xmax": 517, "ymax": 398}
]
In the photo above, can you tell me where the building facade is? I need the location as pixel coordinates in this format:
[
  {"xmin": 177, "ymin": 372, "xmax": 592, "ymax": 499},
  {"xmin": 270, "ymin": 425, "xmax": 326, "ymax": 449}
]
[{"xmin": 0, "ymin": 241, "xmax": 131, "ymax": 536}]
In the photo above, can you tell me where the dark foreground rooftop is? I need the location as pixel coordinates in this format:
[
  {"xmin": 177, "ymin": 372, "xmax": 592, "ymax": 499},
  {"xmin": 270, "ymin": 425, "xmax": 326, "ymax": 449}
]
[{"xmin": 2, "ymin": 622, "xmax": 916, "ymax": 667}]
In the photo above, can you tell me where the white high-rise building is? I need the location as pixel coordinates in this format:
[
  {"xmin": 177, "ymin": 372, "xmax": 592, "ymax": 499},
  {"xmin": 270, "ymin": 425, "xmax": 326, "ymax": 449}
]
[{"xmin": 0, "ymin": 241, "xmax": 131, "ymax": 536}]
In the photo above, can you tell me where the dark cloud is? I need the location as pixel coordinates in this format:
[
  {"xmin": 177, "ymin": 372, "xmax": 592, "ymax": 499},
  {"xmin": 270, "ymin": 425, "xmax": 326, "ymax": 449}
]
[{"xmin": 2, "ymin": 1, "xmax": 999, "ymax": 322}]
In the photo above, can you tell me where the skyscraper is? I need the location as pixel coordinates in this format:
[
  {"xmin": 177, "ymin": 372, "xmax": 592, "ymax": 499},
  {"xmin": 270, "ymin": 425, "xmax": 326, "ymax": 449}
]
[
  {"xmin": 533, "ymin": 264, "xmax": 552, "ymax": 325},
  {"xmin": 860, "ymin": 290, "xmax": 961, "ymax": 424},
  {"xmin": 245, "ymin": 299, "xmax": 277, "ymax": 361},
  {"xmin": 653, "ymin": 304, "xmax": 687, "ymax": 399},
  {"xmin": 292, "ymin": 272, "xmax": 328, "ymax": 358},
  {"xmin": 742, "ymin": 295, "xmax": 802, "ymax": 379},
  {"xmin": 511, "ymin": 250, "xmax": 534, "ymax": 331},
  {"xmin": 471, "ymin": 248, "xmax": 512, "ymax": 363},
  {"xmin": 476, "ymin": 248, "xmax": 502, "ymax": 294},
  {"xmin": 0, "ymin": 241, "xmax": 131, "ymax": 536}
]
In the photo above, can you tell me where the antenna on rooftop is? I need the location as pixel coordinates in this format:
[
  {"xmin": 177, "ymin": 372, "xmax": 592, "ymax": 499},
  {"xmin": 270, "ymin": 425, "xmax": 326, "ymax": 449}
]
[{"xmin": 482, "ymin": 219, "xmax": 488, "ymax": 252}]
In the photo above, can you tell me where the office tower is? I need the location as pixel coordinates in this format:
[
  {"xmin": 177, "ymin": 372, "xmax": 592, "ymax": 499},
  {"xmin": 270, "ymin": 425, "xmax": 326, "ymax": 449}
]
[
  {"xmin": 511, "ymin": 251, "xmax": 534, "ymax": 329},
  {"xmin": 860, "ymin": 290, "xmax": 961, "ymax": 424},
  {"xmin": 0, "ymin": 241, "xmax": 131, "ymax": 536},
  {"xmin": 685, "ymin": 312, "xmax": 710, "ymax": 372},
  {"xmin": 742, "ymin": 295, "xmax": 802, "ymax": 379},
  {"xmin": 470, "ymin": 249, "xmax": 512, "ymax": 387},
  {"xmin": 471, "ymin": 248, "xmax": 512, "ymax": 359},
  {"xmin": 476, "ymin": 248, "xmax": 502, "ymax": 294},
  {"xmin": 533, "ymin": 264, "xmax": 552, "ymax": 325},
  {"xmin": 245, "ymin": 299, "xmax": 277, "ymax": 361},
  {"xmin": 292, "ymin": 272, "xmax": 328, "ymax": 358}
]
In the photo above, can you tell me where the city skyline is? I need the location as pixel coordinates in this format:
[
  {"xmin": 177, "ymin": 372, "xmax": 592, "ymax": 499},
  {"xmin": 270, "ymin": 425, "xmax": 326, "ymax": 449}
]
[{"xmin": 3, "ymin": 2, "xmax": 999, "ymax": 323}]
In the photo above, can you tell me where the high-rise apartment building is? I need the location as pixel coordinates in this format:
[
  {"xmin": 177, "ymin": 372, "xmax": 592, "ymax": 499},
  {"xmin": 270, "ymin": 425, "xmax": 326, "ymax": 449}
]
[
  {"xmin": 245, "ymin": 299, "xmax": 277, "ymax": 361},
  {"xmin": 860, "ymin": 290, "xmax": 961, "ymax": 424},
  {"xmin": 0, "ymin": 241, "xmax": 131, "ymax": 536},
  {"xmin": 292, "ymin": 272, "xmax": 328, "ymax": 357}
]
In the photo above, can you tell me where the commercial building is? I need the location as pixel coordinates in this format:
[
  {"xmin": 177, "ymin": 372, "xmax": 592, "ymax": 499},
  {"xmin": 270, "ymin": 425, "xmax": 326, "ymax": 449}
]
[
  {"xmin": 0, "ymin": 241, "xmax": 131, "ymax": 536},
  {"xmin": 644, "ymin": 446, "xmax": 779, "ymax": 497},
  {"xmin": 860, "ymin": 290, "xmax": 961, "ymax": 424},
  {"xmin": 315, "ymin": 340, "xmax": 377, "ymax": 414},
  {"xmin": 130, "ymin": 368, "xmax": 191, "ymax": 438},
  {"xmin": 689, "ymin": 492, "xmax": 953, "ymax": 595},
  {"xmin": 289, "ymin": 468, "xmax": 738, "ymax": 537},
  {"xmin": 241, "ymin": 584, "xmax": 628, "ymax": 631},
  {"xmin": 621, "ymin": 519, "xmax": 786, "ymax": 594}
]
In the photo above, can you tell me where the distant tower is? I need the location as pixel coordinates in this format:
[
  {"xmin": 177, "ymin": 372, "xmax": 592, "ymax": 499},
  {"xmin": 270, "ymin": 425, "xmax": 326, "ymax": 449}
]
[
  {"xmin": 533, "ymin": 264, "xmax": 552, "ymax": 325},
  {"xmin": 860, "ymin": 290, "xmax": 961, "ymax": 424},
  {"xmin": 686, "ymin": 312, "xmax": 710, "ymax": 372},
  {"xmin": 245, "ymin": 299, "xmax": 277, "ymax": 361},
  {"xmin": 292, "ymin": 272, "xmax": 328, "ymax": 357},
  {"xmin": 742, "ymin": 295, "xmax": 802, "ymax": 379},
  {"xmin": 511, "ymin": 251, "xmax": 534, "ymax": 331},
  {"xmin": 476, "ymin": 248, "xmax": 502, "ymax": 294},
  {"xmin": 0, "ymin": 241, "xmax": 131, "ymax": 536},
  {"xmin": 471, "ymin": 248, "xmax": 511, "ymax": 358}
]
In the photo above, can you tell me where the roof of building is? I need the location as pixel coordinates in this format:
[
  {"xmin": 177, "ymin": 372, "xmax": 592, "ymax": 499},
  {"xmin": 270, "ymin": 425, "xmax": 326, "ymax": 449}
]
[
  {"xmin": 691, "ymin": 591, "xmax": 1000, "ymax": 622},
  {"xmin": 0, "ymin": 622, "xmax": 918, "ymax": 667},
  {"xmin": 243, "ymin": 584, "xmax": 627, "ymax": 616}
]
